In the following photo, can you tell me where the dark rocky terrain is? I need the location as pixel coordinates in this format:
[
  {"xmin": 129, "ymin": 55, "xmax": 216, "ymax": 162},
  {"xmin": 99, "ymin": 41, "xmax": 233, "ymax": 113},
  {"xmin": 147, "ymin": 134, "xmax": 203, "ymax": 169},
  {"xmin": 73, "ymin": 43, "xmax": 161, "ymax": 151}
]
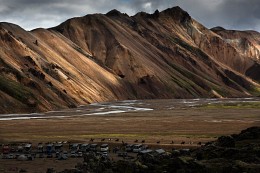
[{"xmin": 47, "ymin": 126, "xmax": 260, "ymax": 173}]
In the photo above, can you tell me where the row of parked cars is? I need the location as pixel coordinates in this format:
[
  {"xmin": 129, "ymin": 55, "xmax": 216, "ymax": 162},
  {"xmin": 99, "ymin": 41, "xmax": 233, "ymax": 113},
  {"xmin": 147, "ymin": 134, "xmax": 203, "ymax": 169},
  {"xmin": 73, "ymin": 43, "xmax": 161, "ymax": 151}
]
[
  {"xmin": 1, "ymin": 142, "xmax": 155, "ymax": 160},
  {"xmin": 1, "ymin": 143, "xmax": 149, "ymax": 154},
  {"xmin": 1, "ymin": 143, "xmax": 109, "ymax": 153},
  {"xmin": 0, "ymin": 143, "xmax": 110, "ymax": 160}
]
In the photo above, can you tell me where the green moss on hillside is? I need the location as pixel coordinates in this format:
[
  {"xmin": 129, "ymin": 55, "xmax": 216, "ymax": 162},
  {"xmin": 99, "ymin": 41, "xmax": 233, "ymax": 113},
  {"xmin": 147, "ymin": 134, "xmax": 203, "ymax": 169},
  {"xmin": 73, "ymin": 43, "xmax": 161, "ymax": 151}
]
[
  {"xmin": 249, "ymin": 87, "xmax": 260, "ymax": 97},
  {"xmin": 0, "ymin": 58, "xmax": 23, "ymax": 81},
  {"xmin": 170, "ymin": 37, "xmax": 209, "ymax": 61},
  {"xmin": 199, "ymin": 102, "xmax": 260, "ymax": 109},
  {"xmin": 0, "ymin": 76, "xmax": 34, "ymax": 103}
]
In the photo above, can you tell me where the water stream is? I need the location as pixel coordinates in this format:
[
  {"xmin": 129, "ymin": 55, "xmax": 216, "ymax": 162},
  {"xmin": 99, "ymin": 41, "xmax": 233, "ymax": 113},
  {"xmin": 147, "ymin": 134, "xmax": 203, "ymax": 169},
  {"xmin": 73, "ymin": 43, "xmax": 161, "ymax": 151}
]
[{"xmin": 0, "ymin": 98, "xmax": 259, "ymax": 121}]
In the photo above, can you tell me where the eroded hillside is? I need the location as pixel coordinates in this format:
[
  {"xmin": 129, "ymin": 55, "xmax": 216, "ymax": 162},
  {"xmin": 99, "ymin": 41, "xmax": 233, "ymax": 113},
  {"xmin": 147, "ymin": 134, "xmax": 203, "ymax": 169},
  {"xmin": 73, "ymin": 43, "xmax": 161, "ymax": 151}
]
[{"xmin": 0, "ymin": 7, "xmax": 259, "ymax": 113}]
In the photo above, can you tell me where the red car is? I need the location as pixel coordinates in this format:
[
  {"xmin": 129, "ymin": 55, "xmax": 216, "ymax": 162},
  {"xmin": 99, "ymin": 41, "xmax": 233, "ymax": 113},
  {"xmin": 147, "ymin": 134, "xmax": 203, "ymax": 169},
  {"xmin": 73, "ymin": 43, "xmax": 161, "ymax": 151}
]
[{"xmin": 2, "ymin": 145, "xmax": 10, "ymax": 154}]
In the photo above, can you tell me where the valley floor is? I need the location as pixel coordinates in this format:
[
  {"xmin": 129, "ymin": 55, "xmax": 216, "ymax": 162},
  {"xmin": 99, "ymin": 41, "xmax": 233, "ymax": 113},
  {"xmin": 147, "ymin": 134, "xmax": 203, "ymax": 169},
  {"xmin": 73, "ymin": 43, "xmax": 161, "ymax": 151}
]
[
  {"xmin": 0, "ymin": 98, "xmax": 259, "ymax": 144},
  {"xmin": 0, "ymin": 99, "xmax": 260, "ymax": 172}
]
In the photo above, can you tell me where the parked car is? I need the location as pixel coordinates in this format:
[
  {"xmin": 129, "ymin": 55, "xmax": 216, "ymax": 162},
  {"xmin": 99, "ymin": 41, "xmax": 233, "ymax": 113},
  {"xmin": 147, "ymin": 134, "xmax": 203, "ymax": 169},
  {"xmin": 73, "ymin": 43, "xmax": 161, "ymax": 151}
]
[
  {"xmin": 24, "ymin": 144, "xmax": 32, "ymax": 153},
  {"xmin": 55, "ymin": 152, "xmax": 60, "ymax": 158},
  {"xmin": 10, "ymin": 147, "xmax": 16, "ymax": 152},
  {"xmin": 89, "ymin": 144, "xmax": 98, "ymax": 152},
  {"xmin": 80, "ymin": 144, "xmax": 89, "ymax": 152},
  {"xmin": 63, "ymin": 151, "xmax": 68, "ymax": 157},
  {"xmin": 54, "ymin": 144, "xmax": 63, "ymax": 152},
  {"xmin": 47, "ymin": 153, "xmax": 53, "ymax": 158},
  {"xmin": 100, "ymin": 144, "xmax": 109, "ymax": 152},
  {"xmin": 46, "ymin": 144, "xmax": 54, "ymax": 154},
  {"xmin": 7, "ymin": 154, "xmax": 14, "ymax": 159},
  {"xmin": 77, "ymin": 152, "xmax": 83, "ymax": 157},
  {"xmin": 17, "ymin": 146, "xmax": 24, "ymax": 152},
  {"xmin": 58, "ymin": 154, "xmax": 68, "ymax": 160},
  {"xmin": 70, "ymin": 151, "xmax": 77, "ymax": 158},
  {"xmin": 2, "ymin": 145, "xmax": 10, "ymax": 154},
  {"xmin": 15, "ymin": 154, "xmax": 20, "ymax": 159},
  {"xmin": 132, "ymin": 144, "xmax": 143, "ymax": 153},
  {"xmin": 118, "ymin": 151, "xmax": 128, "ymax": 157},
  {"xmin": 71, "ymin": 144, "xmax": 80, "ymax": 152},
  {"xmin": 125, "ymin": 144, "xmax": 133, "ymax": 152},
  {"xmin": 101, "ymin": 151, "xmax": 108, "ymax": 157},
  {"xmin": 39, "ymin": 153, "xmax": 45, "ymax": 158}
]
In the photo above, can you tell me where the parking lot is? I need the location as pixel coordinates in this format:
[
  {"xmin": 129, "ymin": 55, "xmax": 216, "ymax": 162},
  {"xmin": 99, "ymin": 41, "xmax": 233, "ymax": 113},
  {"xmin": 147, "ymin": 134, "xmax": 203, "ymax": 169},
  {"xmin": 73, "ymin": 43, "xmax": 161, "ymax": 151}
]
[{"xmin": 1, "ymin": 141, "xmax": 164, "ymax": 172}]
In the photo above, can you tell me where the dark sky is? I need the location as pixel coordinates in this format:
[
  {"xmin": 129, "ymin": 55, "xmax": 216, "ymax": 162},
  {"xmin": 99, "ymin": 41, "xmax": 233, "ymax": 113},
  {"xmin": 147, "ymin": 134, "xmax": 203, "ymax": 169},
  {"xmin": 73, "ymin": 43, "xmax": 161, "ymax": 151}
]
[{"xmin": 0, "ymin": 0, "xmax": 259, "ymax": 31}]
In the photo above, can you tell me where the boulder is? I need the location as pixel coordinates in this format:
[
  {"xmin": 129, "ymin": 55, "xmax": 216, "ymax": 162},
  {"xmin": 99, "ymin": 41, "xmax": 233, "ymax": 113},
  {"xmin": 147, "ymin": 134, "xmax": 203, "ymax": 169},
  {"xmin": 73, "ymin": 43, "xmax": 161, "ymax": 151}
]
[{"xmin": 217, "ymin": 136, "xmax": 235, "ymax": 148}]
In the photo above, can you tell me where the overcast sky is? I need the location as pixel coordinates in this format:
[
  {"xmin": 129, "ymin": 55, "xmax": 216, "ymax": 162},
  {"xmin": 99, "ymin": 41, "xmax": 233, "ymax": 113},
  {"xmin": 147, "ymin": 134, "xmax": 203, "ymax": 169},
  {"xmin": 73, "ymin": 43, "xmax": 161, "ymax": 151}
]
[{"xmin": 0, "ymin": 0, "xmax": 259, "ymax": 31}]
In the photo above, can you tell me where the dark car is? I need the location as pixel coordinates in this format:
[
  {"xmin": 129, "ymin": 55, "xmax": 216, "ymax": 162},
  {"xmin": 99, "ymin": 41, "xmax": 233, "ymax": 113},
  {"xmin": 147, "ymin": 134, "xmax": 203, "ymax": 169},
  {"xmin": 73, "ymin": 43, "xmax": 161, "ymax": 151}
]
[
  {"xmin": 39, "ymin": 153, "xmax": 45, "ymax": 158},
  {"xmin": 89, "ymin": 144, "xmax": 98, "ymax": 152},
  {"xmin": 47, "ymin": 153, "xmax": 53, "ymax": 158},
  {"xmin": 118, "ymin": 151, "xmax": 128, "ymax": 157},
  {"xmin": 125, "ymin": 144, "xmax": 133, "ymax": 152}
]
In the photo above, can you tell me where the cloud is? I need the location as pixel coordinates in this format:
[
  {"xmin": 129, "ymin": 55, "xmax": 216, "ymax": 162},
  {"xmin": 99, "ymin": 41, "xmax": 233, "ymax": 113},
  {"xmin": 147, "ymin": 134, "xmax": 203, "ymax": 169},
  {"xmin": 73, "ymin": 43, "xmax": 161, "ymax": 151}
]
[
  {"xmin": 0, "ymin": 0, "xmax": 126, "ymax": 30},
  {"xmin": 0, "ymin": 0, "xmax": 259, "ymax": 31},
  {"xmin": 175, "ymin": 0, "xmax": 260, "ymax": 31},
  {"xmin": 218, "ymin": 0, "xmax": 260, "ymax": 30}
]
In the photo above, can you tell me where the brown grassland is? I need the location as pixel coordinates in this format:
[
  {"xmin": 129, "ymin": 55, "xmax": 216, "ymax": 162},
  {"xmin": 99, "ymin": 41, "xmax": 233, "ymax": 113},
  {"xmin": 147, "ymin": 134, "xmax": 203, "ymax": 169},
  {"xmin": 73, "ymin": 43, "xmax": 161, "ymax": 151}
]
[{"xmin": 1, "ymin": 105, "xmax": 259, "ymax": 145}]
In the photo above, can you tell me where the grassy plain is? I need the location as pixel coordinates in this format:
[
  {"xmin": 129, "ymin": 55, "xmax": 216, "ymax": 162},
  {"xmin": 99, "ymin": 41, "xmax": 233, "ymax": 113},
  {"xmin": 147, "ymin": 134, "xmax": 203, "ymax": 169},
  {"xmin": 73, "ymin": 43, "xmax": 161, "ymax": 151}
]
[{"xmin": 1, "ymin": 102, "xmax": 259, "ymax": 145}]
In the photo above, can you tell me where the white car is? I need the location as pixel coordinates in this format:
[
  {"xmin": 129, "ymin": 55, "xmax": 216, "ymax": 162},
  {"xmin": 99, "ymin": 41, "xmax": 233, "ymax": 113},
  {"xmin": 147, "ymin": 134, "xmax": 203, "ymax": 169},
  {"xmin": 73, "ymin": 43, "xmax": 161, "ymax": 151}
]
[
  {"xmin": 77, "ymin": 152, "xmax": 83, "ymax": 157},
  {"xmin": 100, "ymin": 144, "xmax": 109, "ymax": 152}
]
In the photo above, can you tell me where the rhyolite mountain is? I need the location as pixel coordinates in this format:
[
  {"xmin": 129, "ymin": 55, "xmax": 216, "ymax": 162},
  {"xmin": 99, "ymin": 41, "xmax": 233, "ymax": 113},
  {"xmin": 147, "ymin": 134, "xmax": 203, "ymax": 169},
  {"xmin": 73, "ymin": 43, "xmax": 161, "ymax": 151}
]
[{"xmin": 0, "ymin": 7, "xmax": 259, "ymax": 113}]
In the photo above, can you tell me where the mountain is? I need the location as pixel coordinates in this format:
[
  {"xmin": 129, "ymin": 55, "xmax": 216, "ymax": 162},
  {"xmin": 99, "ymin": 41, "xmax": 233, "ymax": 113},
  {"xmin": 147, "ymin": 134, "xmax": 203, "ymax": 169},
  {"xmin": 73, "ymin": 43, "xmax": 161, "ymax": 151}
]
[
  {"xmin": 0, "ymin": 6, "xmax": 259, "ymax": 113},
  {"xmin": 211, "ymin": 27, "xmax": 260, "ymax": 82}
]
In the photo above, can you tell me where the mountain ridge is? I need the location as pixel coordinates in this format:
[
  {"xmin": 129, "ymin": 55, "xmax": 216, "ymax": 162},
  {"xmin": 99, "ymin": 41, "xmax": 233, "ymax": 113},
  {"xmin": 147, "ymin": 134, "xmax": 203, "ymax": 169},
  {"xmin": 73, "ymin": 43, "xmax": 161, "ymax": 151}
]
[{"xmin": 0, "ymin": 6, "xmax": 259, "ymax": 113}]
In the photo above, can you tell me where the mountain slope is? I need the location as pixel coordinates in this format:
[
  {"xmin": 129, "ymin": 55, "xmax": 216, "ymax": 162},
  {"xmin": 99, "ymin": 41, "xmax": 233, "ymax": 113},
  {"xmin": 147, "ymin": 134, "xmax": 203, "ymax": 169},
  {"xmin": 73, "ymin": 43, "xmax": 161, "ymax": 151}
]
[
  {"xmin": 52, "ymin": 7, "xmax": 260, "ymax": 95},
  {"xmin": 0, "ymin": 7, "xmax": 259, "ymax": 113},
  {"xmin": 211, "ymin": 27, "xmax": 260, "ymax": 82},
  {"xmin": 0, "ymin": 23, "xmax": 133, "ymax": 113}
]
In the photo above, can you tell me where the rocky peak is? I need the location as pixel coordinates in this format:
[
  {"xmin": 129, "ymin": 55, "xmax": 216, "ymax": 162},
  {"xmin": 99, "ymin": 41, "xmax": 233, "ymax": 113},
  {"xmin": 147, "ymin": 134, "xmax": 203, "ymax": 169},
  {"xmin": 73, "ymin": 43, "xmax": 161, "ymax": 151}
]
[
  {"xmin": 161, "ymin": 6, "xmax": 192, "ymax": 24},
  {"xmin": 134, "ymin": 11, "xmax": 150, "ymax": 18},
  {"xmin": 150, "ymin": 9, "xmax": 160, "ymax": 18},
  {"xmin": 106, "ymin": 9, "xmax": 128, "ymax": 18},
  {"xmin": 0, "ymin": 22, "xmax": 20, "ymax": 31},
  {"xmin": 134, "ymin": 10, "xmax": 160, "ymax": 20},
  {"xmin": 211, "ymin": 26, "xmax": 226, "ymax": 32}
]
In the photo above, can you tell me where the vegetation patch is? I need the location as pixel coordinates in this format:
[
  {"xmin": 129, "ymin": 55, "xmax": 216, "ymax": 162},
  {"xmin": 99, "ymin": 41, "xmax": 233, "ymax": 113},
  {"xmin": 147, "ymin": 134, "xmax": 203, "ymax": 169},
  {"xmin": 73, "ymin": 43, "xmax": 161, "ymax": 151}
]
[
  {"xmin": 211, "ymin": 86, "xmax": 230, "ymax": 97},
  {"xmin": 249, "ymin": 87, "xmax": 260, "ymax": 96},
  {"xmin": 0, "ymin": 76, "xmax": 34, "ymax": 103},
  {"xmin": 198, "ymin": 101, "xmax": 260, "ymax": 109},
  {"xmin": 0, "ymin": 57, "xmax": 23, "ymax": 81},
  {"xmin": 170, "ymin": 37, "xmax": 209, "ymax": 61}
]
